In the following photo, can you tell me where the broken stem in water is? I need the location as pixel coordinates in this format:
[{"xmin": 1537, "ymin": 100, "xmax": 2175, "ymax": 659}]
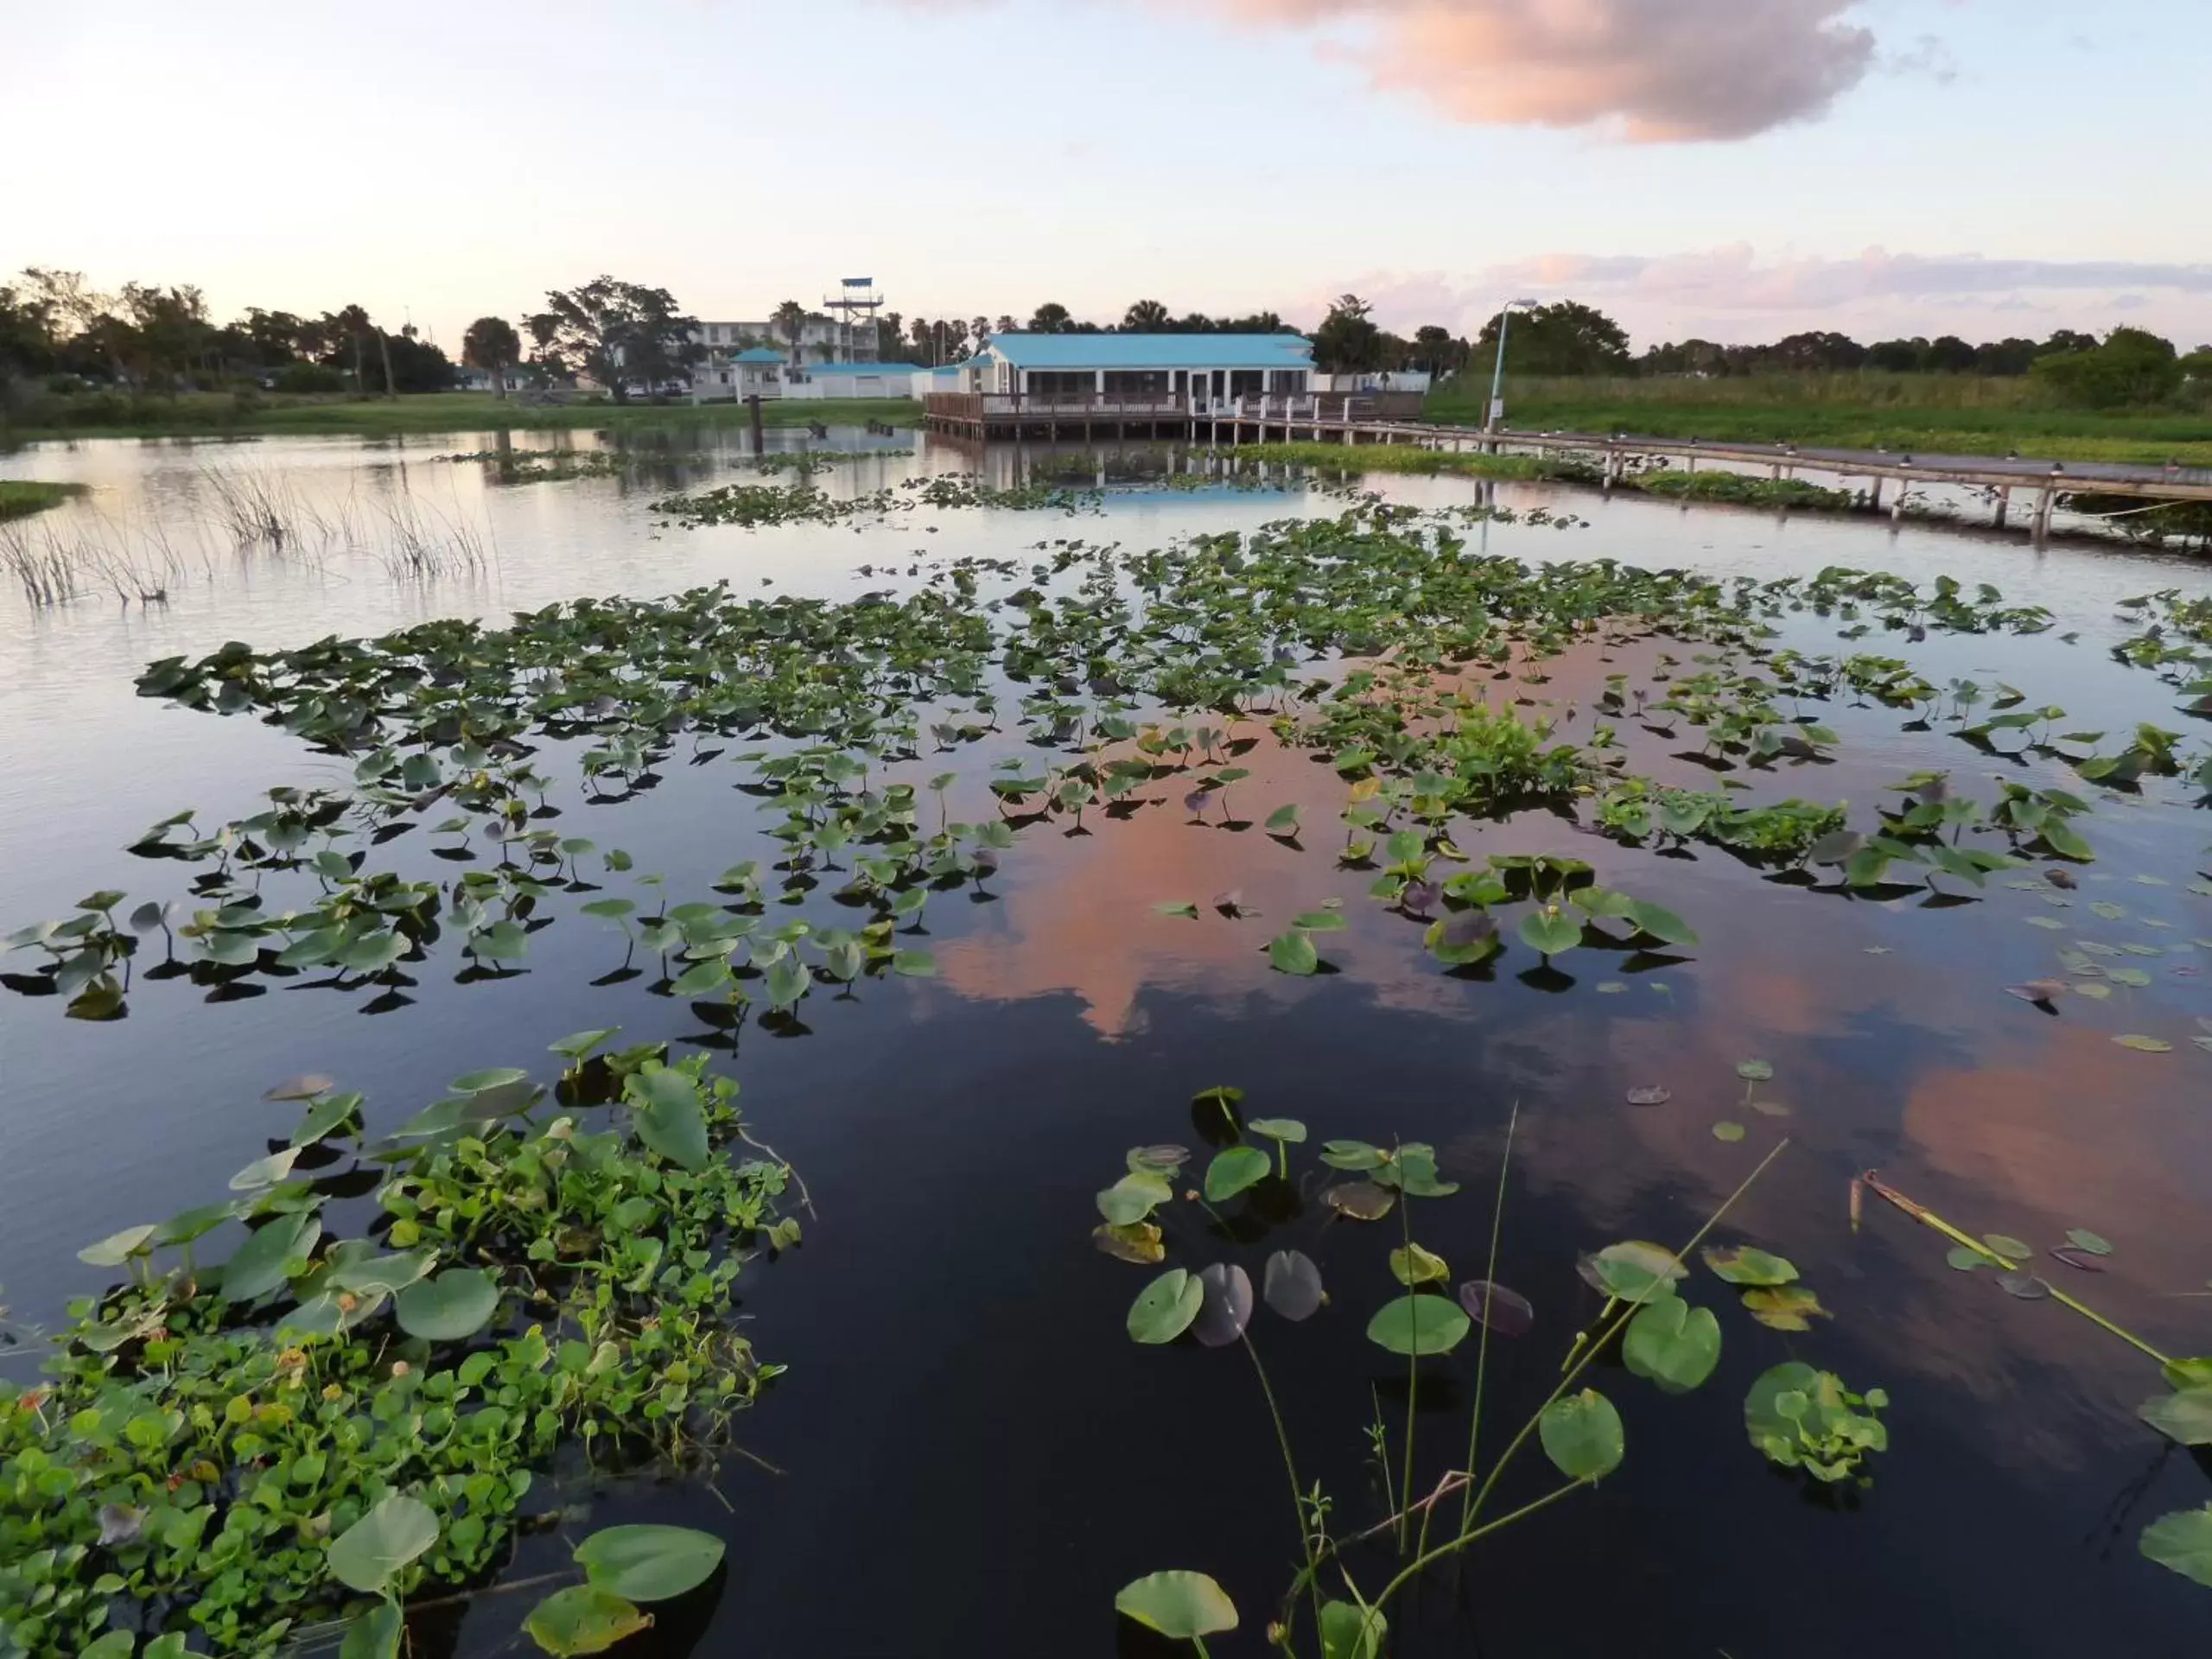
[{"xmin": 1858, "ymin": 1171, "xmax": 2171, "ymax": 1367}]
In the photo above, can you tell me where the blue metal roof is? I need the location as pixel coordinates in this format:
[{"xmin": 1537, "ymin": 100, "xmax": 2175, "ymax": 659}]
[
  {"xmin": 731, "ymin": 347, "xmax": 784, "ymax": 364},
  {"xmin": 983, "ymin": 333, "xmax": 1313, "ymax": 370}
]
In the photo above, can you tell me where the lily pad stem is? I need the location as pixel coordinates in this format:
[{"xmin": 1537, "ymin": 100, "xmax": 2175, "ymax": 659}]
[{"xmin": 1450, "ymin": 1100, "xmax": 1518, "ymax": 1543}]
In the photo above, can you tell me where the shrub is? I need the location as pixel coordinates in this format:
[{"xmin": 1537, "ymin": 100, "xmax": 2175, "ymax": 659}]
[{"xmin": 2031, "ymin": 327, "xmax": 2183, "ymax": 409}]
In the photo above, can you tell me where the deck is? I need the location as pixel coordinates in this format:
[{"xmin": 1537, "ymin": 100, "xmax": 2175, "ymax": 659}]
[{"xmin": 925, "ymin": 393, "xmax": 2212, "ymax": 538}]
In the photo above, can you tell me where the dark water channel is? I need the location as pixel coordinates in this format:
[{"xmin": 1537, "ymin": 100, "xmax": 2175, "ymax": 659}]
[{"xmin": 4, "ymin": 431, "xmax": 2212, "ymax": 1656}]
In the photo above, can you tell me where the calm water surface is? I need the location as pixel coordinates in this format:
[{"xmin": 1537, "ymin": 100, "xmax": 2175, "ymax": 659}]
[{"xmin": 3, "ymin": 430, "xmax": 2212, "ymax": 1656}]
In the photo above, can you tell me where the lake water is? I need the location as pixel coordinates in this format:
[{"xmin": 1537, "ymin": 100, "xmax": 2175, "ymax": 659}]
[{"xmin": 3, "ymin": 429, "xmax": 2212, "ymax": 1657}]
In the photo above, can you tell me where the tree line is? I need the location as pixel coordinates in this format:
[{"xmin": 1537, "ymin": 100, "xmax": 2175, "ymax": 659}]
[
  {"xmin": 0, "ymin": 270, "xmax": 455, "ymax": 397},
  {"xmin": 8, "ymin": 266, "xmax": 2206, "ymax": 414}
]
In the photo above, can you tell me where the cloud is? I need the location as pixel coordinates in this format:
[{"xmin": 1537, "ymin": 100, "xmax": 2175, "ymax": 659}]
[
  {"xmin": 1200, "ymin": 0, "xmax": 1879, "ymax": 140},
  {"xmin": 1300, "ymin": 246, "xmax": 2212, "ymax": 344}
]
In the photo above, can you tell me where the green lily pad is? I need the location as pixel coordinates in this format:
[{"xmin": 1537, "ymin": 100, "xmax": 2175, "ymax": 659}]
[
  {"xmin": 2139, "ymin": 1388, "xmax": 2212, "ymax": 1446},
  {"xmin": 1115, "ymin": 1571, "xmax": 1238, "ymax": 1640},
  {"xmin": 1623, "ymin": 1296, "xmax": 1722, "ymax": 1395},
  {"xmin": 1539, "ymin": 1388, "xmax": 1624, "ymax": 1480},
  {"xmin": 524, "ymin": 1585, "xmax": 652, "ymax": 1656},
  {"xmin": 1388, "ymin": 1242, "xmax": 1450, "ymax": 1287},
  {"xmin": 327, "ymin": 1493, "xmax": 440, "ymax": 1592},
  {"xmin": 1203, "ymin": 1145, "xmax": 1271, "ymax": 1203},
  {"xmin": 2139, "ymin": 1505, "xmax": 2212, "ymax": 1588},
  {"xmin": 395, "ymin": 1268, "xmax": 500, "ymax": 1341},
  {"xmin": 573, "ymin": 1524, "xmax": 725, "ymax": 1600},
  {"xmin": 1701, "ymin": 1245, "xmax": 1798, "ymax": 1287},
  {"xmin": 1128, "ymin": 1268, "xmax": 1205, "ymax": 1344},
  {"xmin": 1366, "ymin": 1293, "xmax": 1471, "ymax": 1356}
]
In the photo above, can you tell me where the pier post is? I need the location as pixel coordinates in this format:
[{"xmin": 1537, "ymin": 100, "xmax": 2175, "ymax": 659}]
[
  {"xmin": 1993, "ymin": 487, "xmax": 2010, "ymax": 530},
  {"xmin": 2032, "ymin": 486, "xmax": 2055, "ymax": 543},
  {"xmin": 1866, "ymin": 475, "xmax": 1881, "ymax": 510},
  {"xmin": 745, "ymin": 395, "xmax": 764, "ymax": 454}
]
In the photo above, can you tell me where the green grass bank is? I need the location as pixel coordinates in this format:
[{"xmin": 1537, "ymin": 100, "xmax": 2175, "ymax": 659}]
[
  {"xmin": 0, "ymin": 480, "xmax": 88, "ymax": 521},
  {"xmin": 1, "ymin": 391, "xmax": 925, "ymax": 444},
  {"xmin": 1422, "ymin": 374, "xmax": 2212, "ymax": 467}
]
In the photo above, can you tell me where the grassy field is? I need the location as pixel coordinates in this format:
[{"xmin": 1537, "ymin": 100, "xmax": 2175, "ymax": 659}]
[
  {"xmin": 1423, "ymin": 373, "xmax": 2212, "ymax": 466},
  {"xmin": 1, "ymin": 392, "xmax": 925, "ymax": 443},
  {"xmin": 0, "ymin": 480, "xmax": 88, "ymax": 521}
]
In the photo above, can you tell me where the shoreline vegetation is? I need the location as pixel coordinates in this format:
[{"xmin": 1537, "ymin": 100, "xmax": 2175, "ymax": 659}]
[
  {"xmin": 1426, "ymin": 373, "xmax": 2212, "ymax": 467},
  {"xmin": 0, "ymin": 392, "xmax": 924, "ymax": 444},
  {"xmin": 3, "ymin": 379, "xmax": 2206, "ymax": 467},
  {"xmin": 0, "ymin": 480, "xmax": 87, "ymax": 520}
]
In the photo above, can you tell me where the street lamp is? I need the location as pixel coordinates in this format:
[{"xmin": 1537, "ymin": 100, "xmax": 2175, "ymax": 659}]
[{"xmin": 1485, "ymin": 297, "xmax": 1540, "ymax": 431}]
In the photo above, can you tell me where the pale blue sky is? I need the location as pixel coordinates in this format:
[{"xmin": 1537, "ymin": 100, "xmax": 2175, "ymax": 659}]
[{"xmin": 3, "ymin": 0, "xmax": 2206, "ymax": 352}]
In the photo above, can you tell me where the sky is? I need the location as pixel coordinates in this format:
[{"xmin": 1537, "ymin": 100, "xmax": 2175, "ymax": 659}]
[{"xmin": 3, "ymin": 0, "xmax": 2208, "ymax": 354}]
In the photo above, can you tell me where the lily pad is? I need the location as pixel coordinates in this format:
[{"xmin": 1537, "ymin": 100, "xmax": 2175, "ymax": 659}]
[
  {"xmin": 1268, "ymin": 929, "xmax": 1319, "ymax": 976},
  {"xmin": 1192, "ymin": 1262, "xmax": 1255, "ymax": 1348},
  {"xmin": 1203, "ymin": 1145, "xmax": 1271, "ymax": 1203},
  {"xmin": 1388, "ymin": 1243, "xmax": 1450, "ymax": 1287},
  {"xmin": 1458, "ymin": 1280, "xmax": 1534, "ymax": 1337},
  {"xmin": 1701, "ymin": 1245, "xmax": 1798, "ymax": 1287},
  {"xmin": 1095, "ymin": 1222, "xmax": 1165, "ymax": 1264},
  {"xmin": 1624, "ymin": 1085, "xmax": 1672, "ymax": 1107},
  {"xmin": 2140, "ymin": 1506, "xmax": 2212, "ymax": 1589},
  {"xmin": 1982, "ymin": 1234, "xmax": 2032, "ymax": 1260},
  {"xmin": 574, "ymin": 1524, "xmax": 724, "ymax": 1600},
  {"xmin": 1318, "ymin": 1599, "xmax": 1389, "ymax": 1659},
  {"xmin": 1323, "ymin": 1181, "xmax": 1395, "ymax": 1221},
  {"xmin": 1623, "ymin": 1296, "xmax": 1722, "ymax": 1394},
  {"xmin": 263, "ymin": 1073, "xmax": 335, "ymax": 1102},
  {"xmin": 395, "ymin": 1268, "xmax": 500, "ymax": 1340},
  {"xmin": 327, "ymin": 1493, "xmax": 440, "ymax": 1593},
  {"xmin": 2139, "ymin": 1389, "xmax": 2212, "ymax": 1447},
  {"xmin": 2049, "ymin": 1247, "xmax": 2107, "ymax": 1274},
  {"xmin": 524, "ymin": 1585, "xmax": 652, "ymax": 1656},
  {"xmin": 1262, "ymin": 1249, "xmax": 1325, "ymax": 1321},
  {"xmin": 1115, "ymin": 1571, "xmax": 1238, "ymax": 1640},
  {"xmin": 2065, "ymin": 1228, "xmax": 2113, "ymax": 1255},
  {"xmin": 1712, "ymin": 1121, "xmax": 1746, "ymax": 1142},
  {"xmin": 1578, "ymin": 1241, "xmax": 1687, "ymax": 1303},
  {"xmin": 1945, "ymin": 1246, "xmax": 1989, "ymax": 1272},
  {"xmin": 77, "ymin": 1224, "xmax": 157, "ymax": 1268},
  {"xmin": 1366, "ymin": 1293, "xmax": 1472, "ymax": 1357},
  {"xmin": 1735, "ymin": 1058, "xmax": 1775, "ymax": 1082},
  {"xmin": 1097, "ymin": 1171, "xmax": 1173, "ymax": 1226},
  {"xmin": 2113, "ymin": 1034, "xmax": 2172, "ymax": 1052},
  {"xmin": 1538, "ymin": 1389, "xmax": 1624, "ymax": 1480},
  {"xmin": 1995, "ymin": 1270, "xmax": 2049, "ymax": 1300},
  {"xmin": 1742, "ymin": 1284, "xmax": 1829, "ymax": 1332},
  {"xmin": 1128, "ymin": 1268, "xmax": 1206, "ymax": 1344}
]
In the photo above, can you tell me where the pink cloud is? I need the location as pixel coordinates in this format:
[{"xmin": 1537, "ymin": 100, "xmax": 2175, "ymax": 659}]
[{"xmin": 1202, "ymin": 0, "xmax": 1878, "ymax": 140}]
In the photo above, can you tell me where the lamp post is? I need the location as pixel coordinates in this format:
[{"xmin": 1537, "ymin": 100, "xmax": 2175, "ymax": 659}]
[{"xmin": 1484, "ymin": 297, "xmax": 1540, "ymax": 432}]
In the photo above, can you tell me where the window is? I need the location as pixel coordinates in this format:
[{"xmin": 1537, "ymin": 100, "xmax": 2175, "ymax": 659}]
[
  {"xmin": 1268, "ymin": 370, "xmax": 1308, "ymax": 394},
  {"xmin": 1103, "ymin": 371, "xmax": 1169, "ymax": 396},
  {"xmin": 1028, "ymin": 371, "xmax": 1094, "ymax": 397}
]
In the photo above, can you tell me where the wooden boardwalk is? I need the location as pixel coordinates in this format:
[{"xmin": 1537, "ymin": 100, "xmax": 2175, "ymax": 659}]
[{"xmin": 925, "ymin": 392, "xmax": 2212, "ymax": 539}]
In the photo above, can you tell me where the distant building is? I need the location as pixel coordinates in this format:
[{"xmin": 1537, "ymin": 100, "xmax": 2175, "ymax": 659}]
[
  {"xmin": 785, "ymin": 361, "xmax": 919, "ymax": 401},
  {"xmin": 1311, "ymin": 369, "xmax": 1432, "ymax": 394},
  {"xmin": 966, "ymin": 333, "xmax": 1314, "ymax": 404}
]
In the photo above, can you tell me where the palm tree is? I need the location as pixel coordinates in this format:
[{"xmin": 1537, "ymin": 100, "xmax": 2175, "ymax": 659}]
[
  {"xmin": 772, "ymin": 300, "xmax": 807, "ymax": 371},
  {"xmin": 1122, "ymin": 299, "xmax": 1170, "ymax": 332},
  {"xmin": 1029, "ymin": 302, "xmax": 1071, "ymax": 334},
  {"xmin": 461, "ymin": 316, "xmax": 522, "ymax": 398}
]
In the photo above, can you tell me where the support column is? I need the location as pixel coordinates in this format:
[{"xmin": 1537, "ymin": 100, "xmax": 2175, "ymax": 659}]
[
  {"xmin": 2032, "ymin": 486, "xmax": 2056, "ymax": 542},
  {"xmin": 1993, "ymin": 487, "xmax": 2010, "ymax": 529},
  {"xmin": 1866, "ymin": 475, "xmax": 1881, "ymax": 510}
]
